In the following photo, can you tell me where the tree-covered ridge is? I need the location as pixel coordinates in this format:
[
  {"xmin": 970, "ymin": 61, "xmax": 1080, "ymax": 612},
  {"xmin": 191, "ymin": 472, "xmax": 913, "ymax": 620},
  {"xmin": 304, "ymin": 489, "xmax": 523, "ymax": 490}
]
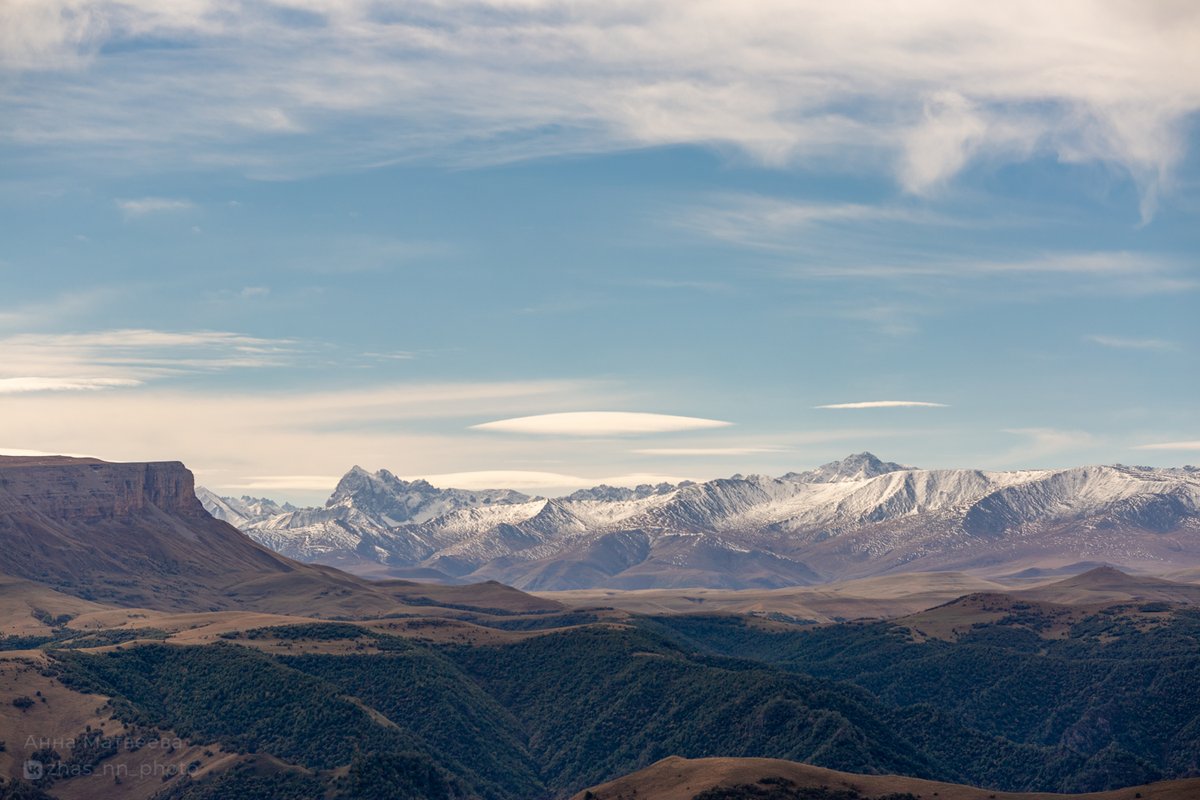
[
  {"xmin": 642, "ymin": 606, "xmax": 1200, "ymax": 791},
  {"xmin": 281, "ymin": 649, "xmax": 542, "ymax": 799},
  {"xmin": 152, "ymin": 753, "xmax": 462, "ymax": 800},
  {"xmin": 54, "ymin": 643, "xmax": 418, "ymax": 770},
  {"xmin": 39, "ymin": 607, "xmax": 1200, "ymax": 799},
  {"xmin": 443, "ymin": 625, "xmax": 936, "ymax": 792},
  {"xmin": 0, "ymin": 627, "xmax": 170, "ymax": 651}
]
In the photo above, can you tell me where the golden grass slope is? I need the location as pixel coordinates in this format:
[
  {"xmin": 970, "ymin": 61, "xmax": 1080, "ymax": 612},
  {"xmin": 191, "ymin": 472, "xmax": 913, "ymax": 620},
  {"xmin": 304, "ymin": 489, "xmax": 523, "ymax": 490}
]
[
  {"xmin": 0, "ymin": 654, "xmax": 235, "ymax": 800},
  {"xmin": 572, "ymin": 756, "xmax": 1200, "ymax": 800}
]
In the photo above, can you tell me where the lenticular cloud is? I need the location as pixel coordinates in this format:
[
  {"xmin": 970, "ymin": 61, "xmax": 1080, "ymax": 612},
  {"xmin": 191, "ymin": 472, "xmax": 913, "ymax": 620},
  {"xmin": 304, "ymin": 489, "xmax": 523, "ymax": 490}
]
[{"xmin": 472, "ymin": 412, "xmax": 733, "ymax": 436}]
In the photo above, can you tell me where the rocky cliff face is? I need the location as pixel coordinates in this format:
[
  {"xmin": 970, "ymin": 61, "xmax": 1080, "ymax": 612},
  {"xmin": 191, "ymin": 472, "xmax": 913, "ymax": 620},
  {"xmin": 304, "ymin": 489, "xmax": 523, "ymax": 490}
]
[
  {"xmin": 0, "ymin": 456, "xmax": 303, "ymax": 609},
  {"xmin": 0, "ymin": 457, "xmax": 206, "ymax": 520}
]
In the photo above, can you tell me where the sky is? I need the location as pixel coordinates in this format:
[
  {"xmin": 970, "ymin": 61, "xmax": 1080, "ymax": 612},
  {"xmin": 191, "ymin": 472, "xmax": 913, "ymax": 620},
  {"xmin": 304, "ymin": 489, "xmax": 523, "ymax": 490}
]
[{"xmin": 1, "ymin": 0, "xmax": 1198, "ymax": 504}]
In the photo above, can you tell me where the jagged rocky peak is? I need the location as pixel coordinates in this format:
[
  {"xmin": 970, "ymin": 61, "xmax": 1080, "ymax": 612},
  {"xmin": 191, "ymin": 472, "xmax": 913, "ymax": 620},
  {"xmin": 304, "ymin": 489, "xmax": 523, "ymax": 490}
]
[
  {"xmin": 196, "ymin": 487, "xmax": 294, "ymax": 526},
  {"xmin": 566, "ymin": 482, "xmax": 685, "ymax": 502},
  {"xmin": 330, "ymin": 465, "xmax": 400, "ymax": 503},
  {"xmin": 784, "ymin": 452, "xmax": 913, "ymax": 483},
  {"xmin": 324, "ymin": 464, "xmax": 532, "ymax": 524}
]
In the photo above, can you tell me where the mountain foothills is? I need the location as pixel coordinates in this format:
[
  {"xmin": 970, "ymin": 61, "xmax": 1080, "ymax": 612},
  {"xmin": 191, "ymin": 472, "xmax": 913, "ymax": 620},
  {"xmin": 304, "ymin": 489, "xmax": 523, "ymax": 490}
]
[
  {"xmin": 2, "ymin": 455, "xmax": 1200, "ymax": 800},
  {"xmin": 201, "ymin": 453, "xmax": 1200, "ymax": 590}
]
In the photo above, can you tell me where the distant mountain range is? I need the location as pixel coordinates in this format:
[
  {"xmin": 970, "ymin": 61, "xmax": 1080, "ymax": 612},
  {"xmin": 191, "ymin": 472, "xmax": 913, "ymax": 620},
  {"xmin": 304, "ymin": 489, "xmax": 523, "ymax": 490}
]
[{"xmin": 200, "ymin": 452, "xmax": 1200, "ymax": 590}]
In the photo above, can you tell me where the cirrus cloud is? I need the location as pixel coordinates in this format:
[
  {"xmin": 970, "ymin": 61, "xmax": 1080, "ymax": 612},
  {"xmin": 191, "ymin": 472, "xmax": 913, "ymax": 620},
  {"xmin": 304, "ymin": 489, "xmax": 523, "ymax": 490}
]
[
  {"xmin": 1133, "ymin": 441, "xmax": 1200, "ymax": 451},
  {"xmin": 0, "ymin": 328, "xmax": 306, "ymax": 383},
  {"xmin": 0, "ymin": 377, "xmax": 142, "ymax": 394},
  {"xmin": 1086, "ymin": 335, "xmax": 1178, "ymax": 351},
  {"xmin": 4, "ymin": 1, "xmax": 1198, "ymax": 214},
  {"xmin": 115, "ymin": 197, "xmax": 195, "ymax": 217}
]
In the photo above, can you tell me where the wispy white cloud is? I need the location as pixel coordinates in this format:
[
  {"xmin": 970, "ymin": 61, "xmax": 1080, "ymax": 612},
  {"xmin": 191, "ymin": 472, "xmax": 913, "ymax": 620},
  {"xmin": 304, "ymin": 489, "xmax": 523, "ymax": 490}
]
[
  {"xmin": 0, "ymin": 377, "xmax": 142, "ymax": 394},
  {"xmin": 0, "ymin": 328, "xmax": 306, "ymax": 383},
  {"xmin": 1086, "ymin": 334, "xmax": 1178, "ymax": 351},
  {"xmin": 805, "ymin": 250, "xmax": 1186, "ymax": 281},
  {"xmin": 798, "ymin": 251, "xmax": 1195, "ymax": 297},
  {"xmin": 972, "ymin": 252, "xmax": 1178, "ymax": 277},
  {"xmin": 5, "ymin": 1, "xmax": 1198, "ymax": 212},
  {"xmin": 471, "ymin": 411, "xmax": 733, "ymax": 436},
  {"xmin": 361, "ymin": 351, "xmax": 415, "ymax": 362},
  {"xmin": 816, "ymin": 401, "xmax": 948, "ymax": 410},
  {"xmin": 675, "ymin": 195, "xmax": 1194, "ymax": 296},
  {"xmin": 1133, "ymin": 441, "xmax": 1200, "ymax": 451},
  {"xmin": 899, "ymin": 91, "xmax": 991, "ymax": 194},
  {"xmin": 680, "ymin": 195, "xmax": 937, "ymax": 251},
  {"xmin": 115, "ymin": 197, "xmax": 195, "ymax": 216}
]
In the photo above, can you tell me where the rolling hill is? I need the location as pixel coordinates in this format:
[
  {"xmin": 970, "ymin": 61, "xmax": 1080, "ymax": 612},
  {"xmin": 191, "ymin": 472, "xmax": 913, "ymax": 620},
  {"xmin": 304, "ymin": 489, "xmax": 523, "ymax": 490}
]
[{"xmin": 571, "ymin": 756, "xmax": 1200, "ymax": 800}]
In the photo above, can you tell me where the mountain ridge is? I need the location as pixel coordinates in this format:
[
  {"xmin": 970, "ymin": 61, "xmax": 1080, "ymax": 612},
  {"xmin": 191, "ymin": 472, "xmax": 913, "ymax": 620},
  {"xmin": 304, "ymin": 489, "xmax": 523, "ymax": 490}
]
[{"xmin": 201, "ymin": 453, "xmax": 1200, "ymax": 590}]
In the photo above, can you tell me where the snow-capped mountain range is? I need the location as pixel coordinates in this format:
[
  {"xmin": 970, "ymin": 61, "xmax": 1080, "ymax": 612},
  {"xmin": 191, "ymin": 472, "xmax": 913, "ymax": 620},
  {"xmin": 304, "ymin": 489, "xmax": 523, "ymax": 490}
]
[{"xmin": 199, "ymin": 453, "xmax": 1200, "ymax": 590}]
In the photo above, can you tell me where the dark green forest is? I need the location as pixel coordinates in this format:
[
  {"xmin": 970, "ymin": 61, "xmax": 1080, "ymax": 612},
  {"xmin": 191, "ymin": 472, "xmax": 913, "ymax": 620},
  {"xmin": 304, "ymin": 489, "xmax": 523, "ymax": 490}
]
[{"xmin": 39, "ymin": 606, "xmax": 1200, "ymax": 799}]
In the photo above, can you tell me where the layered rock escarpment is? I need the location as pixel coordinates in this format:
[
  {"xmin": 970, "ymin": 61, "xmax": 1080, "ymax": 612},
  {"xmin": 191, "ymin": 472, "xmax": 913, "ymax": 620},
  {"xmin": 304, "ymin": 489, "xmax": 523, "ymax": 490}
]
[
  {"xmin": 0, "ymin": 457, "xmax": 207, "ymax": 520},
  {"xmin": 0, "ymin": 456, "xmax": 295, "ymax": 609}
]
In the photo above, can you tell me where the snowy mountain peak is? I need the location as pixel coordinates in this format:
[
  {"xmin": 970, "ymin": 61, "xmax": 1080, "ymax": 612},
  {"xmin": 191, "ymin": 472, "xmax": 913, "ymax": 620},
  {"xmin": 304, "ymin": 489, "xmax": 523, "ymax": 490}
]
[
  {"xmin": 565, "ymin": 482, "xmax": 683, "ymax": 502},
  {"xmin": 326, "ymin": 465, "xmax": 531, "ymax": 524},
  {"xmin": 784, "ymin": 452, "xmax": 913, "ymax": 484},
  {"xmin": 201, "ymin": 458, "xmax": 1200, "ymax": 591},
  {"xmin": 196, "ymin": 487, "xmax": 294, "ymax": 527}
]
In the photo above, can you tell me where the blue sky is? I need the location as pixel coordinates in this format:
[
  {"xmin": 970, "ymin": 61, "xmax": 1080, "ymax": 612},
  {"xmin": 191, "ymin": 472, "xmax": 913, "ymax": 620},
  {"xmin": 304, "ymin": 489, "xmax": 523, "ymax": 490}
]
[{"xmin": 1, "ymin": 1, "xmax": 1198, "ymax": 503}]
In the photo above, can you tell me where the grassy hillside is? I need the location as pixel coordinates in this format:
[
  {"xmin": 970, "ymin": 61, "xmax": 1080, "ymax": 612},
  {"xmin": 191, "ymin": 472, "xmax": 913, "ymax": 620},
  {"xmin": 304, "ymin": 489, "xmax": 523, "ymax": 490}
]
[{"xmin": 572, "ymin": 756, "xmax": 1200, "ymax": 800}]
